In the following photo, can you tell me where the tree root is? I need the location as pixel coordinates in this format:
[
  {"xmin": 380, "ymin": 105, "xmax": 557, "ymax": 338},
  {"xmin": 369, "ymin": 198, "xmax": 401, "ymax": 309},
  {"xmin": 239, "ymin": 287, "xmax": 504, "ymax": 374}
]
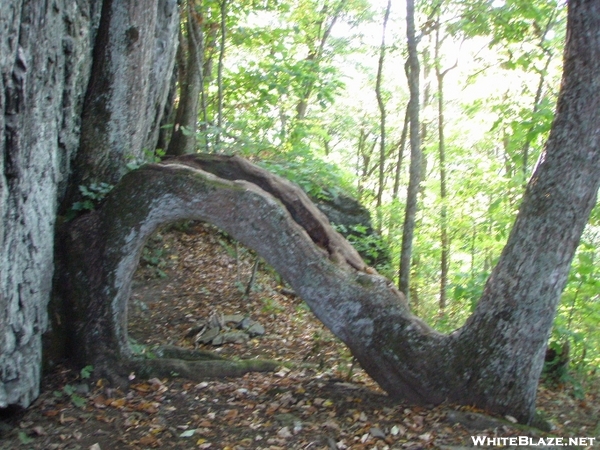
[
  {"xmin": 128, "ymin": 349, "xmax": 281, "ymax": 381},
  {"xmin": 152, "ymin": 345, "xmax": 227, "ymax": 361}
]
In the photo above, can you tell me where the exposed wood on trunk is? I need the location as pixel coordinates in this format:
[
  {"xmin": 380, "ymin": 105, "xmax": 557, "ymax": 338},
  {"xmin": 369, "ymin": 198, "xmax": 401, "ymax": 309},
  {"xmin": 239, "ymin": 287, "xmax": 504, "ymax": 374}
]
[{"xmin": 178, "ymin": 154, "xmax": 367, "ymax": 271}]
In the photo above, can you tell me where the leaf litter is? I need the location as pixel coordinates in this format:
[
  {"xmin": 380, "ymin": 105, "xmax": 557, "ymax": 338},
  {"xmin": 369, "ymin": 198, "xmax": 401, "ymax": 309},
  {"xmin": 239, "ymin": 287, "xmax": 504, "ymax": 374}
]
[{"xmin": 1, "ymin": 221, "xmax": 598, "ymax": 449}]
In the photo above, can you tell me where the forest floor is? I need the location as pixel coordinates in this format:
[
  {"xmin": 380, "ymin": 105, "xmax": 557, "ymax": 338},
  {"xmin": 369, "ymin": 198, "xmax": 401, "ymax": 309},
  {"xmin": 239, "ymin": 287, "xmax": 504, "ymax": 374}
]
[{"xmin": 1, "ymin": 222, "xmax": 599, "ymax": 450}]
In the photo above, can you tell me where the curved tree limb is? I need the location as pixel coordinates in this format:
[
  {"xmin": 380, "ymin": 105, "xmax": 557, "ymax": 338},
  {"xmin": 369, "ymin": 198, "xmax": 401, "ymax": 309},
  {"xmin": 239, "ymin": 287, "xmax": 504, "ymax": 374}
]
[{"xmin": 56, "ymin": 154, "xmax": 449, "ymax": 405}]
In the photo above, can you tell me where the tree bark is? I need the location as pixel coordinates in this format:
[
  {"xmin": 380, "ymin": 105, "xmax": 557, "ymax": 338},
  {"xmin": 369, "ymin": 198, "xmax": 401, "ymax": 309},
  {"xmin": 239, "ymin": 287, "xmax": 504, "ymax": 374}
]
[
  {"xmin": 70, "ymin": 0, "xmax": 179, "ymax": 190},
  {"xmin": 166, "ymin": 2, "xmax": 203, "ymax": 156},
  {"xmin": 1, "ymin": 0, "xmax": 179, "ymax": 409},
  {"xmin": 0, "ymin": 0, "xmax": 102, "ymax": 408},
  {"xmin": 398, "ymin": 0, "xmax": 422, "ymax": 300}
]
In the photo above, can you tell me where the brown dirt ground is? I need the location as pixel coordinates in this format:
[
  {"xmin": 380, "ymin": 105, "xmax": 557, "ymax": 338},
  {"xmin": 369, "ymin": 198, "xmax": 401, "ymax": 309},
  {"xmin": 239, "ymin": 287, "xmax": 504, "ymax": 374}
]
[{"xmin": 1, "ymin": 222, "xmax": 598, "ymax": 450}]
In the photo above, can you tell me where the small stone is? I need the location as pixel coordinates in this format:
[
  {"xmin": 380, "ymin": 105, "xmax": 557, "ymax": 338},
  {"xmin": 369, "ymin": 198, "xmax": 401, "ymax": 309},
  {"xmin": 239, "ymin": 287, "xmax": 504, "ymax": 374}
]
[
  {"xmin": 222, "ymin": 314, "xmax": 244, "ymax": 325},
  {"xmin": 247, "ymin": 323, "xmax": 265, "ymax": 337},
  {"xmin": 74, "ymin": 383, "xmax": 90, "ymax": 395},
  {"xmin": 185, "ymin": 321, "xmax": 207, "ymax": 338},
  {"xmin": 212, "ymin": 332, "xmax": 249, "ymax": 345},
  {"xmin": 274, "ymin": 413, "xmax": 300, "ymax": 427},
  {"xmin": 277, "ymin": 426, "xmax": 292, "ymax": 438},
  {"xmin": 197, "ymin": 327, "xmax": 220, "ymax": 344},
  {"xmin": 370, "ymin": 426, "xmax": 386, "ymax": 439},
  {"xmin": 238, "ymin": 317, "xmax": 254, "ymax": 330}
]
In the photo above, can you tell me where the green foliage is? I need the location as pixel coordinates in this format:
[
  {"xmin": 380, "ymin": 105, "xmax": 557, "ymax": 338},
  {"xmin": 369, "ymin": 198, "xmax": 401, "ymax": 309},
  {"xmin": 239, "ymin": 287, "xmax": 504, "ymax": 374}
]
[
  {"xmin": 138, "ymin": 232, "xmax": 173, "ymax": 279},
  {"xmin": 18, "ymin": 431, "xmax": 34, "ymax": 444},
  {"xmin": 65, "ymin": 181, "xmax": 114, "ymax": 221},
  {"xmin": 129, "ymin": 339, "xmax": 157, "ymax": 359},
  {"xmin": 260, "ymin": 151, "xmax": 354, "ymax": 200},
  {"xmin": 260, "ymin": 297, "xmax": 285, "ymax": 314},
  {"xmin": 451, "ymin": 271, "xmax": 490, "ymax": 312},
  {"xmin": 126, "ymin": 148, "xmax": 166, "ymax": 171},
  {"xmin": 334, "ymin": 223, "xmax": 391, "ymax": 275},
  {"xmin": 53, "ymin": 384, "xmax": 87, "ymax": 408},
  {"xmin": 80, "ymin": 365, "xmax": 94, "ymax": 380},
  {"xmin": 70, "ymin": 182, "xmax": 113, "ymax": 214},
  {"xmin": 141, "ymin": 245, "xmax": 168, "ymax": 279},
  {"xmin": 551, "ymin": 225, "xmax": 600, "ymax": 380}
]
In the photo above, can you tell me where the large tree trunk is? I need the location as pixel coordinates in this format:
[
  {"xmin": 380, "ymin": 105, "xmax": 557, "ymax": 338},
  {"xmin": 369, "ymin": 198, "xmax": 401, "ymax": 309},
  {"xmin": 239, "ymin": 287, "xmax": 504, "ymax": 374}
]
[
  {"xmin": 1, "ymin": 0, "xmax": 179, "ymax": 409},
  {"xmin": 451, "ymin": 0, "xmax": 600, "ymax": 421},
  {"xmin": 0, "ymin": 0, "xmax": 102, "ymax": 408},
  {"xmin": 57, "ymin": 1, "xmax": 600, "ymax": 420},
  {"xmin": 68, "ymin": 0, "xmax": 178, "ymax": 191}
]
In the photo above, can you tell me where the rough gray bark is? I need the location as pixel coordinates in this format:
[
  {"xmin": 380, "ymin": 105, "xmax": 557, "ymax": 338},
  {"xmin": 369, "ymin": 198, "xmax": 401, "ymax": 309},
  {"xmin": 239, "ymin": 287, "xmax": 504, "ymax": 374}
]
[
  {"xmin": 70, "ymin": 0, "xmax": 179, "ymax": 189},
  {"xmin": 452, "ymin": 0, "xmax": 600, "ymax": 421},
  {"xmin": 0, "ymin": 0, "xmax": 101, "ymax": 409},
  {"xmin": 1, "ymin": 0, "xmax": 178, "ymax": 409},
  {"xmin": 57, "ymin": 0, "xmax": 600, "ymax": 421}
]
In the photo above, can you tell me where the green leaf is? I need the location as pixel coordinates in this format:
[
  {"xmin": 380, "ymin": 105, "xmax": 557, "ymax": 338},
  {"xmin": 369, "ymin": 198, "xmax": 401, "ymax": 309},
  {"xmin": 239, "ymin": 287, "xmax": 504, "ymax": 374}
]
[
  {"xmin": 80, "ymin": 365, "xmax": 94, "ymax": 379},
  {"xmin": 18, "ymin": 431, "xmax": 34, "ymax": 444},
  {"xmin": 71, "ymin": 394, "xmax": 87, "ymax": 408}
]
